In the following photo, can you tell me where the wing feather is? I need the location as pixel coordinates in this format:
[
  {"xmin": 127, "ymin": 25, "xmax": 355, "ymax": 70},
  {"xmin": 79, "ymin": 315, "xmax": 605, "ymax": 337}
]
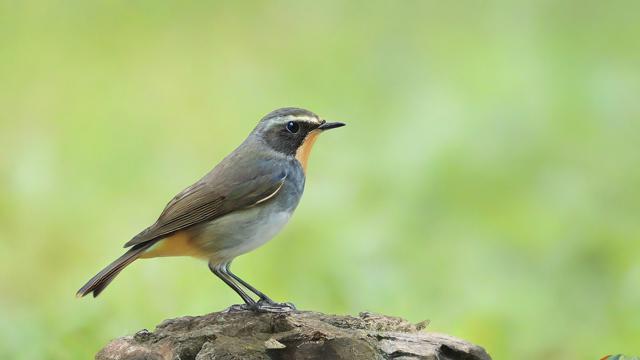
[{"xmin": 124, "ymin": 159, "xmax": 287, "ymax": 247}]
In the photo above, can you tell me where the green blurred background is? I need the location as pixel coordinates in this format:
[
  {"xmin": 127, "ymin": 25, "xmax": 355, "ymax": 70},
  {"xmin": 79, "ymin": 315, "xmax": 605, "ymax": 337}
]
[{"xmin": 1, "ymin": 1, "xmax": 639, "ymax": 358}]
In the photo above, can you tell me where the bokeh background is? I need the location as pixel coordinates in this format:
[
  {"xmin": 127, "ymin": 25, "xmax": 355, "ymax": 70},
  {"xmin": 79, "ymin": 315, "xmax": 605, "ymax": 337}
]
[{"xmin": 1, "ymin": 1, "xmax": 639, "ymax": 358}]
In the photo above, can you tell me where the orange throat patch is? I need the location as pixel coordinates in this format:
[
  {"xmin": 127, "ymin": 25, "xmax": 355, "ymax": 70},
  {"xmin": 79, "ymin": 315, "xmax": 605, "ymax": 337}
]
[{"xmin": 295, "ymin": 130, "xmax": 321, "ymax": 173}]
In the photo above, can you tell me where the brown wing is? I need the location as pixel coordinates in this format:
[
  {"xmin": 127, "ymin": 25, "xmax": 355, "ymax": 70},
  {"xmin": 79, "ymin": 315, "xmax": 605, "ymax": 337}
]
[{"xmin": 124, "ymin": 164, "xmax": 287, "ymax": 247}]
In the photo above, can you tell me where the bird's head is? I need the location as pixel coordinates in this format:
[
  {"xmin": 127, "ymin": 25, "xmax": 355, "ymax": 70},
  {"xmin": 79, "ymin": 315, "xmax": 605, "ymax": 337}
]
[{"xmin": 254, "ymin": 107, "xmax": 345, "ymax": 171}]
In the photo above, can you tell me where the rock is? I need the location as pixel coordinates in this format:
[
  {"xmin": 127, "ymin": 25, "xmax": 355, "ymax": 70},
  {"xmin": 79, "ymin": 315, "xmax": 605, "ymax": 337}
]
[{"xmin": 95, "ymin": 308, "xmax": 491, "ymax": 360}]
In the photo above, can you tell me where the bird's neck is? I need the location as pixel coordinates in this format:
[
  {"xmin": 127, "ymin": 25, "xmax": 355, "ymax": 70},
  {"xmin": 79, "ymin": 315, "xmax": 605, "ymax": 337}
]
[{"xmin": 295, "ymin": 130, "xmax": 321, "ymax": 174}]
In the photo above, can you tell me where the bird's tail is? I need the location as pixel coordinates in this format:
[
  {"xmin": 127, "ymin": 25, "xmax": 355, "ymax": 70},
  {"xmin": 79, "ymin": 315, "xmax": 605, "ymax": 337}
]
[{"xmin": 76, "ymin": 241, "xmax": 157, "ymax": 298}]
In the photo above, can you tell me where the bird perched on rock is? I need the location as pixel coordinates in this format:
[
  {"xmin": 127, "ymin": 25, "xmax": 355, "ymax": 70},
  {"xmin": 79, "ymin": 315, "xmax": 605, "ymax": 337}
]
[{"xmin": 77, "ymin": 107, "xmax": 345, "ymax": 312}]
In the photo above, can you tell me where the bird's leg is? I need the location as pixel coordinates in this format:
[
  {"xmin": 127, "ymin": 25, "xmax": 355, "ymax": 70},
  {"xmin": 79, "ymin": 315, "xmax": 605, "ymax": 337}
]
[
  {"xmin": 208, "ymin": 262, "xmax": 255, "ymax": 307},
  {"xmin": 223, "ymin": 262, "xmax": 296, "ymax": 312},
  {"xmin": 223, "ymin": 262, "xmax": 273, "ymax": 303}
]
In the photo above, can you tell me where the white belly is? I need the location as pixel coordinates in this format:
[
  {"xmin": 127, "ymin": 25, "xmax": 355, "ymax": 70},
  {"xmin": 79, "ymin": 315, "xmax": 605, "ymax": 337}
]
[{"xmin": 192, "ymin": 206, "xmax": 292, "ymax": 264}]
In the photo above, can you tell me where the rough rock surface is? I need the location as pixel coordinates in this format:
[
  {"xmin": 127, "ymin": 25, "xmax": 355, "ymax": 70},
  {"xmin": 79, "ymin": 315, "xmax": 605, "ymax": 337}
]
[{"xmin": 96, "ymin": 308, "xmax": 491, "ymax": 360}]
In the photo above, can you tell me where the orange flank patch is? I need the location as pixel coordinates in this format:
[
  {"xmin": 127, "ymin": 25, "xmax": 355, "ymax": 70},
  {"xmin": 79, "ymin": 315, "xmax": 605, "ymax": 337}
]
[
  {"xmin": 139, "ymin": 231, "xmax": 208, "ymax": 259},
  {"xmin": 296, "ymin": 130, "xmax": 321, "ymax": 173}
]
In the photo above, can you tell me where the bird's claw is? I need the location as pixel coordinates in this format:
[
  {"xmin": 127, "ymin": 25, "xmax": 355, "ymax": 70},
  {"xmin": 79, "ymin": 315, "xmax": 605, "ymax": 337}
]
[
  {"xmin": 253, "ymin": 299, "xmax": 297, "ymax": 313},
  {"xmin": 224, "ymin": 303, "xmax": 254, "ymax": 313},
  {"xmin": 224, "ymin": 300, "xmax": 296, "ymax": 313}
]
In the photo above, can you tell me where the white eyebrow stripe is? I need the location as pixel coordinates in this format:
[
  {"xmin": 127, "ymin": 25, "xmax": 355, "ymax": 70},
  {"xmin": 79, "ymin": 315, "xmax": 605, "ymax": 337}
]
[
  {"xmin": 275, "ymin": 115, "xmax": 321, "ymax": 125},
  {"xmin": 290, "ymin": 115, "xmax": 321, "ymax": 124}
]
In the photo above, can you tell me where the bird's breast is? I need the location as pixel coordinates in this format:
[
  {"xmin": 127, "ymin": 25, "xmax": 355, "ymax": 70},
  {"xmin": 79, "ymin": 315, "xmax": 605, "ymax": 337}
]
[{"xmin": 193, "ymin": 205, "xmax": 293, "ymax": 263}]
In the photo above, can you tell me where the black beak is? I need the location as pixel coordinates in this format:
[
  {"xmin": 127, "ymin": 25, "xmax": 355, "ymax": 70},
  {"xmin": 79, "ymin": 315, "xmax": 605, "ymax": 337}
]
[{"xmin": 318, "ymin": 121, "xmax": 346, "ymax": 131}]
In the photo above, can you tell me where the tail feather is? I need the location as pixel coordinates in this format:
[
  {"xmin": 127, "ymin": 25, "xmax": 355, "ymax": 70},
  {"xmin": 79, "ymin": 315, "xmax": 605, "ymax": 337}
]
[{"xmin": 76, "ymin": 241, "xmax": 156, "ymax": 298}]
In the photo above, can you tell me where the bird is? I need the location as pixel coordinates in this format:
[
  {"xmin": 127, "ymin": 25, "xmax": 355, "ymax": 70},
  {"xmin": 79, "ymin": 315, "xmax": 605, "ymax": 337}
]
[{"xmin": 76, "ymin": 107, "xmax": 345, "ymax": 311}]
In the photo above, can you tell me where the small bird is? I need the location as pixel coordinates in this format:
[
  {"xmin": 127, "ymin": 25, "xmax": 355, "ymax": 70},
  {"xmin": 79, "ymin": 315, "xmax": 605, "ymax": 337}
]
[{"xmin": 77, "ymin": 107, "xmax": 345, "ymax": 311}]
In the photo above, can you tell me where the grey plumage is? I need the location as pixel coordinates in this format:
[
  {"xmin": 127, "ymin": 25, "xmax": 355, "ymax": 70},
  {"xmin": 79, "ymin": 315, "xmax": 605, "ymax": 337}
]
[
  {"xmin": 77, "ymin": 107, "xmax": 344, "ymax": 305},
  {"xmin": 125, "ymin": 149, "xmax": 292, "ymax": 247}
]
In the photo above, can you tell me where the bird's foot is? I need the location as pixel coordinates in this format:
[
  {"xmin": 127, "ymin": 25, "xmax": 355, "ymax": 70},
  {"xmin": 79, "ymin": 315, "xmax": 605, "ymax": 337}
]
[
  {"xmin": 224, "ymin": 300, "xmax": 296, "ymax": 313},
  {"xmin": 224, "ymin": 303, "xmax": 255, "ymax": 313},
  {"xmin": 252, "ymin": 299, "xmax": 297, "ymax": 313}
]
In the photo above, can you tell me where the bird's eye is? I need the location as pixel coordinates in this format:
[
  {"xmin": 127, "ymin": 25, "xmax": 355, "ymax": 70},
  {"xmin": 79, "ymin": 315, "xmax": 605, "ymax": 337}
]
[{"xmin": 286, "ymin": 121, "xmax": 299, "ymax": 133}]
